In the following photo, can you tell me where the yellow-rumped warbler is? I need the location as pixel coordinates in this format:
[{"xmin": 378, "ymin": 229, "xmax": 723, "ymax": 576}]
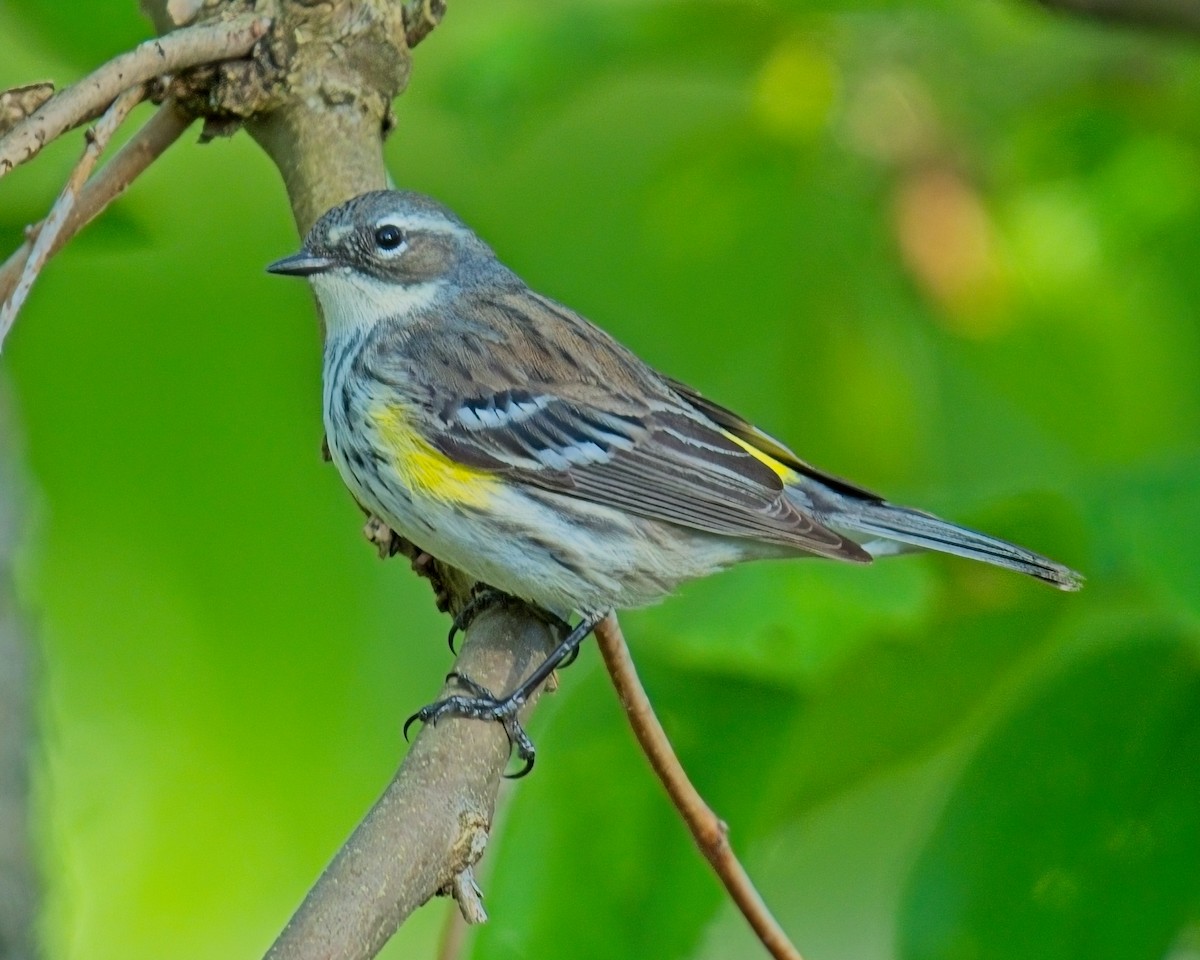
[{"xmin": 269, "ymin": 190, "xmax": 1081, "ymax": 769}]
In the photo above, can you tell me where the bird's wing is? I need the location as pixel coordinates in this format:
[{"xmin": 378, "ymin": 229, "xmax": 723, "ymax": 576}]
[
  {"xmin": 375, "ymin": 290, "xmax": 870, "ymax": 561},
  {"xmin": 661, "ymin": 376, "xmax": 886, "ymax": 503}
]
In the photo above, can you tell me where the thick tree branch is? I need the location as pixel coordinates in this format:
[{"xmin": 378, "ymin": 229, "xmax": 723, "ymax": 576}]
[
  {"xmin": 240, "ymin": 1, "xmax": 409, "ymax": 234},
  {"xmin": 0, "ymin": 13, "xmax": 267, "ymax": 177},
  {"xmin": 0, "ymin": 100, "xmax": 192, "ymax": 309},
  {"xmin": 595, "ymin": 616, "xmax": 804, "ymax": 960},
  {"xmin": 122, "ymin": 2, "xmax": 567, "ymax": 956},
  {"xmin": 0, "ymin": 86, "xmax": 146, "ymax": 348},
  {"xmin": 264, "ymin": 607, "xmax": 558, "ymax": 960}
]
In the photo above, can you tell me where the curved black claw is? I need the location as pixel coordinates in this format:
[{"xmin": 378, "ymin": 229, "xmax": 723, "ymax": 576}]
[
  {"xmin": 402, "ymin": 706, "xmax": 423, "ymax": 742},
  {"xmin": 447, "ymin": 587, "xmax": 512, "ymax": 653},
  {"xmin": 402, "ymin": 672, "xmax": 537, "ymax": 777},
  {"xmin": 559, "ymin": 642, "xmax": 582, "ymax": 669}
]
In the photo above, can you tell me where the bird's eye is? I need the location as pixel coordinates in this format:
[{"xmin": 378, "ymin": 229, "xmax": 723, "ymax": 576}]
[{"xmin": 374, "ymin": 224, "xmax": 406, "ymax": 251}]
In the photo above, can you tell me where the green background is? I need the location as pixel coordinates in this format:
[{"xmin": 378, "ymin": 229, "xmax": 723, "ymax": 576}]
[{"xmin": 2, "ymin": 1, "xmax": 1198, "ymax": 958}]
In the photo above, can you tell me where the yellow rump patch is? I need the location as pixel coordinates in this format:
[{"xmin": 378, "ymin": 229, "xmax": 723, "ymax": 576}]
[
  {"xmin": 722, "ymin": 430, "xmax": 800, "ymax": 484},
  {"xmin": 371, "ymin": 404, "xmax": 499, "ymax": 507}
]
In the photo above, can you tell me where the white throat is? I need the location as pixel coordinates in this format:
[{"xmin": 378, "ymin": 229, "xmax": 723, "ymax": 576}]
[{"xmin": 310, "ymin": 269, "xmax": 441, "ymax": 338}]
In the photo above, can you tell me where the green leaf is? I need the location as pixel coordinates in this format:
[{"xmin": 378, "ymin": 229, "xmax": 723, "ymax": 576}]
[
  {"xmin": 1091, "ymin": 457, "xmax": 1200, "ymax": 622},
  {"xmin": 900, "ymin": 627, "xmax": 1200, "ymax": 960}
]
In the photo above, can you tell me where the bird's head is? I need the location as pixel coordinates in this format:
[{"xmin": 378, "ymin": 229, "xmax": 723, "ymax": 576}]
[{"xmin": 267, "ymin": 190, "xmax": 500, "ymax": 336}]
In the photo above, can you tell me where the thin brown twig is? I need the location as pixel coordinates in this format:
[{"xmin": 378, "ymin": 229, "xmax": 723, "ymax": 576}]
[
  {"xmin": 435, "ymin": 899, "xmax": 471, "ymax": 960},
  {"xmin": 0, "ymin": 86, "xmax": 146, "ymax": 349},
  {"xmin": 594, "ymin": 615, "xmax": 804, "ymax": 960},
  {"xmin": 0, "ymin": 13, "xmax": 267, "ymax": 177},
  {"xmin": 0, "ymin": 100, "xmax": 192, "ymax": 313}
]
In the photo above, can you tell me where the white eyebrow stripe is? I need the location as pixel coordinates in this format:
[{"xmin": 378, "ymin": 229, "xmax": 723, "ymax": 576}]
[{"xmin": 374, "ymin": 214, "xmax": 470, "ymax": 236}]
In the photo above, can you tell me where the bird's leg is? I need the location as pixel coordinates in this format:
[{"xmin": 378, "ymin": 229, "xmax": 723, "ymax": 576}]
[
  {"xmin": 404, "ymin": 610, "xmax": 609, "ymax": 777},
  {"xmin": 554, "ymin": 610, "xmax": 583, "ymax": 667}
]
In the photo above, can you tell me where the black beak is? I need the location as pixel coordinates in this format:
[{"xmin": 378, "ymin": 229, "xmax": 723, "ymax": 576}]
[{"xmin": 266, "ymin": 251, "xmax": 337, "ymax": 277}]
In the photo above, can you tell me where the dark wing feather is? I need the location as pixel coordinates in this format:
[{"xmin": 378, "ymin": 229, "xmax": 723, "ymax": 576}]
[{"xmin": 663, "ymin": 376, "xmax": 886, "ymax": 503}]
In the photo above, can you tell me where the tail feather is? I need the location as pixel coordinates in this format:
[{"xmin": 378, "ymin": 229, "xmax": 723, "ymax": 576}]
[{"xmin": 817, "ymin": 499, "xmax": 1083, "ymax": 591}]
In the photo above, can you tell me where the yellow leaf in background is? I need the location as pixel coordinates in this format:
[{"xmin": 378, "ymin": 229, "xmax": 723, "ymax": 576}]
[{"xmin": 753, "ymin": 36, "xmax": 839, "ymax": 143}]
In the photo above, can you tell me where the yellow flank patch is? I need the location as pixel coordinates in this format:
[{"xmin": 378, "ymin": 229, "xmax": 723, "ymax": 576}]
[
  {"xmin": 723, "ymin": 430, "xmax": 800, "ymax": 483},
  {"xmin": 372, "ymin": 404, "xmax": 499, "ymax": 507}
]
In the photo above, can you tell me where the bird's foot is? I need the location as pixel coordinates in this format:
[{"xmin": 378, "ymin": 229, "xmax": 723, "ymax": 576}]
[
  {"xmin": 406, "ymin": 610, "xmax": 609, "ymax": 778},
  {"xmin": 404, "ymin": 672, "xmax": 536, "ymax": 777},
  {"xmin": 447, "ymin": 586, "xmax": 515, "ymax": 653}
]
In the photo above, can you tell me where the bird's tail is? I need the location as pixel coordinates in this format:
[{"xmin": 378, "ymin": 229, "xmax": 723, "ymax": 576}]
[{"xmin": 806, "ymin": 492, "xmax": 1083, "ymax": 591}]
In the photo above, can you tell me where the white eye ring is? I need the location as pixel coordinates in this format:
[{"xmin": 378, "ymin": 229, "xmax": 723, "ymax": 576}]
[{"xmin": 373, "ymin": 223, "xmax": 408, "ymax": 257}]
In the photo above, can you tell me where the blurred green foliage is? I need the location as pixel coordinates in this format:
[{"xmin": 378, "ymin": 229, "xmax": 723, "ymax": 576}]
[{"xmin": 1, "ymin": 1, "xmax": 1198, "ymax": 959}]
